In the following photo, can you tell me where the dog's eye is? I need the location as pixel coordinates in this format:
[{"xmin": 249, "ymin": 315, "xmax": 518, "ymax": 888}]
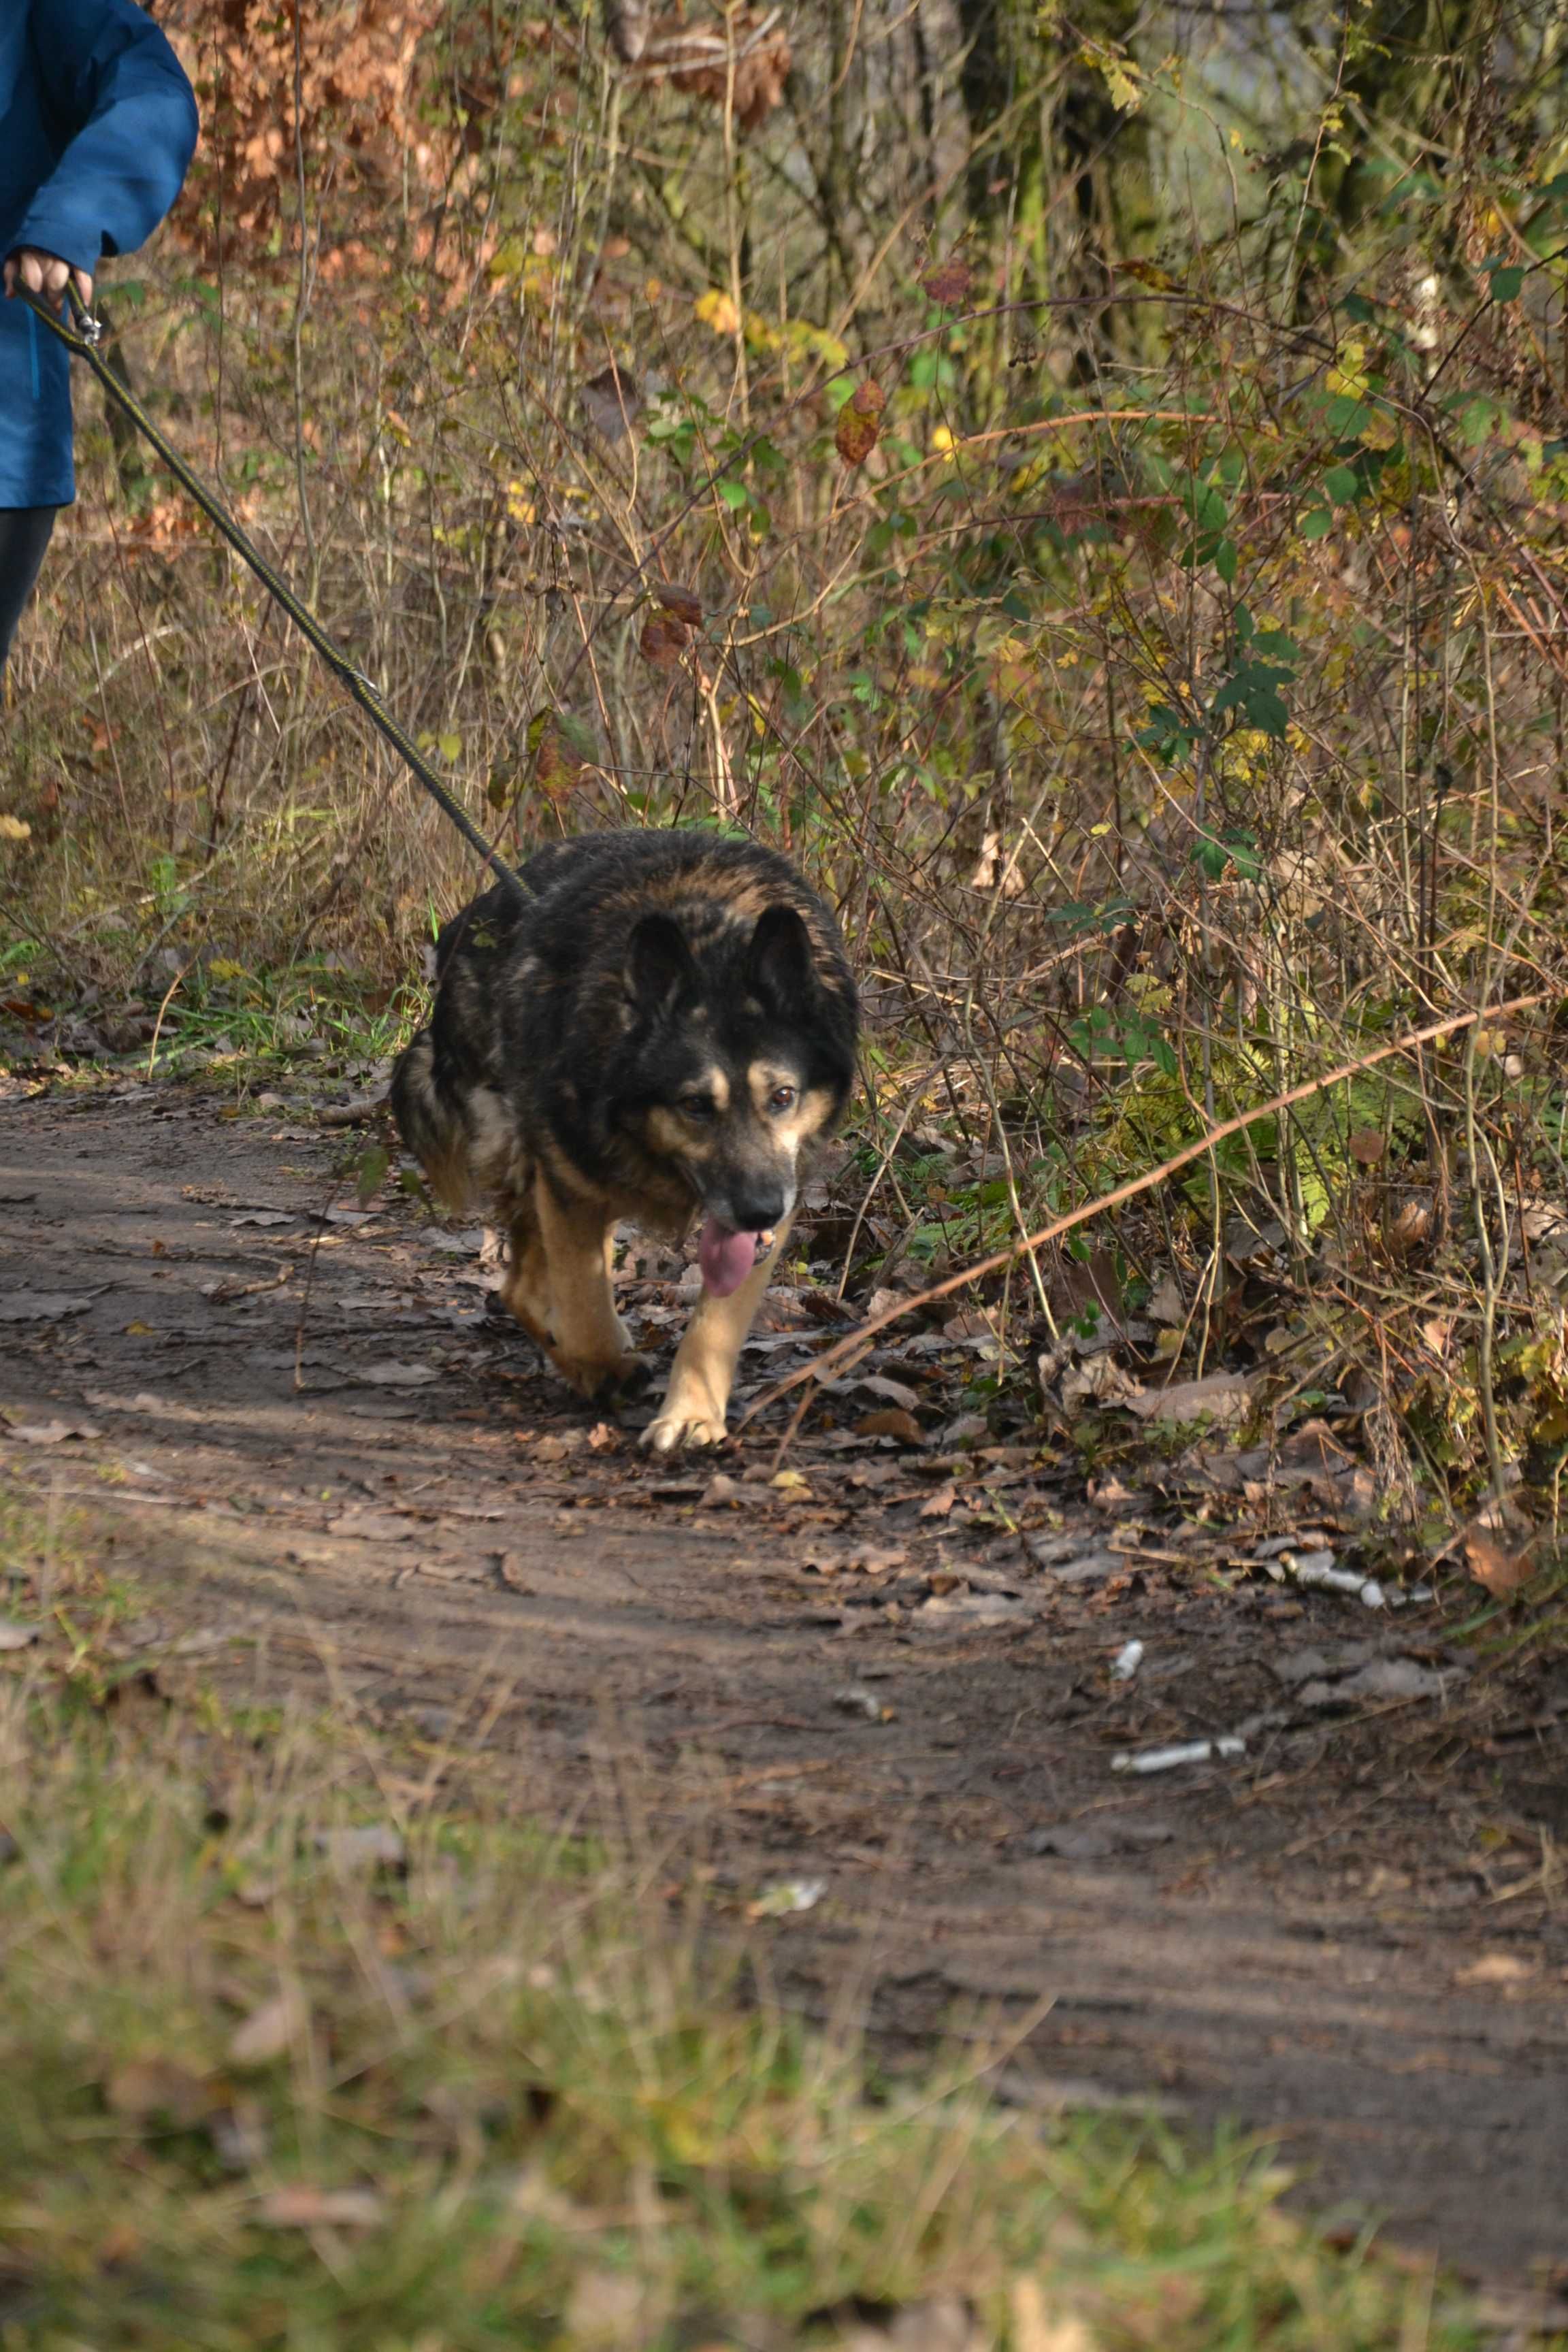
[
  {"xmin": 680, "ymin": 1094, "xmax": 718, "ymax": 1122},
  {"xmin": 768, "ymin": 1084, "xmax": 798, "ymax": 1113}
]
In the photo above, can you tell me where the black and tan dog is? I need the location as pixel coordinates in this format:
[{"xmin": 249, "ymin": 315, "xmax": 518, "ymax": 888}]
[{"xmin": 391, "ymin": 830, "xmax": 858, "ymax": 1452}]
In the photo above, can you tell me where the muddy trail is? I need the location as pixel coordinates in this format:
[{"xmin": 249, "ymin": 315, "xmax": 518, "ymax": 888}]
[{"xmin": 2, "ymin": 1075, "xmax": 1565, "ymax": 2292}]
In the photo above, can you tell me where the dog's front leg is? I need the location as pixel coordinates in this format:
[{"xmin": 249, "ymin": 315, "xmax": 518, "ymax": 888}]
[
  {"xmin": 532, "ymin": 1178, "xmax": 642, "ymax": 1399},
  {"xmin": 642, "ymin": 1215, "xmax": 792, "ymax": 1452}
]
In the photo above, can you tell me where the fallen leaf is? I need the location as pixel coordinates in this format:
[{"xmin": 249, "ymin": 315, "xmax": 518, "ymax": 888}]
[
  {"xmin": 0, "ymin": 1292, "xmax": 98, "ymax": 1322},
  {"xmin": 1011, "ymin": 2278, "xmax": 1101, "ymax": 2352},
  {"xmin": 122, "ymin": 1320, "xmax": 154, "ymax": 1337},
  {"xmin": 919, "ymin": 1482, "xmax": 958, "ymax": 1518},
  {"xmin": 851, "ymin": 1372, "xmax": 922, "ymax": 1411},
  {"xmin": 0, "ymin": 1618, "xmax": 39, "ymax": 1652},
  {"xmin": 257, "ymin": 2185, "xmax": 385, "ymax": 2230},
  {"xmin": 1145, "ymin": 1273, "xmax": 1186, "ymax": 1324},
  {"xmin": 325, "ymin": 1512, "xmax": 416, "ymax": 1543},
  {"xmin": 1348, "ymin": 1126, "xmax": 1386, "ymax": 1165},
  {"xmin": 357, "ymin": 1362, "xmax": 439, "ymax": 1388},
  {"xmin": 747, "ymin": 1876, "xmax": 826, "ymax": 1918},
  {"xmin": 229, "ymin": 1989, "xmax": 307, "ymax": 2067},
  {"xmin": 835, "ymin": 379, "xmax": 886, "ymax": 467},
  {"xmin": 1125, "ymin": 1371, "xmax": 1254, "ymax": 1426},
  {"xmin": 1462, "ymin": 1529, "xmax": 1539, "ymax": 1595},
  {"xmin": 2, "ymin": 1418, "xmax": 99, "ymax": 1445},
  {"xmin": 1454, "ymin": 1952, "xmax": 1537, "ymax": 1987},
  {"xmin": 918, "ymin": 1586, "xmax": 1031, "ymax": 1622},
  {"xmin": 313, "ymin": 1825, "xmax": 406, "ymax": 1871},
  {"xmin": 770, "ymin": 1469, "xmax": 811, "ymax": 1494},
  {"xmin": 563, "ymin": 2268, "xmax": 651, "ymax": 2345},
  {"xmin": 229, "ymin": 1210, "xmax": 293, "ymax": 1228},
  {"xmin": 855, "ymin": 1407, "xmax": 925, "ymax": 1446},
  {"xmin": 105, "ymin": 2057, "xmax": 216, "ymax": 2130}
]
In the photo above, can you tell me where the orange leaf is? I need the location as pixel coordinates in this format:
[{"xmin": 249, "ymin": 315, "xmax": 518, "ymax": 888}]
[{"xmin": 1462, "ymin": 1529, "xmax": 1539, "ymax": 1595}]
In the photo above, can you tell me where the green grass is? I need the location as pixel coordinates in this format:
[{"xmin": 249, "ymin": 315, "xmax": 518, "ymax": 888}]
[{"xmin": 0, "ymin": 1575, "xmax": 1480, "ymax": 2352}]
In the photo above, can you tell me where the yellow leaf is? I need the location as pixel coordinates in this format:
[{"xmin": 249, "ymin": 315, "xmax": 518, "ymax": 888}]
[
  {"xmin": 694, "ymin": 288, "xmax": 740, "ymax": 336},
  {"xmin": 0, "ymin": 815, "xmax": 31, "ymax": 842}
]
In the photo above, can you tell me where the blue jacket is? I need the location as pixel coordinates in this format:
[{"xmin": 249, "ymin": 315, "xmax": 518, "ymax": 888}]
[{"xmin": 1, "ymin": 0, "xmax": 197, "ymax": 507}]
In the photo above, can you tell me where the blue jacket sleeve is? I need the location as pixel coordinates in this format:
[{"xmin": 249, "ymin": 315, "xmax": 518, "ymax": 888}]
[{"xmin": 10, "ymin": 0, "xmax": 199, "ymax": 276}]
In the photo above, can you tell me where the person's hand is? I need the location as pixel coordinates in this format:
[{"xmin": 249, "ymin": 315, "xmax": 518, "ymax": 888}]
[{"xmin": 3, "ymin": 248, "xmax": 95, "ymax": 312}]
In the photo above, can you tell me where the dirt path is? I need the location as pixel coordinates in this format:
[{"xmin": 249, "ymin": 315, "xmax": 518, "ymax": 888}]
[{"xmin": 3, "ymin": 1081, "xmax": 1566, "ymax": 2288}]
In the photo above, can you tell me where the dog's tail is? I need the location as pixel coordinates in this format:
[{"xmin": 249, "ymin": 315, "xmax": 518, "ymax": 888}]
[{"xmin": 390, "ymin": 1030, "xmax": 472, "ymax": 1209}]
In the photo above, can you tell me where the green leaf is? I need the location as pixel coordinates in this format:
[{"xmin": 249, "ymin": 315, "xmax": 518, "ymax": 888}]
[
  {"xmin": 437, "ymin": 732, "xmax": 462, "ymax": 764},
  {"xmin": 1214, "ymin": 538, "xmax": 1238, "ymax": 584},
  {"xmin": 1324, "ymin": 463, "xmax": 1359, "ymax": 506},
  {"xmin": 1300, "ymin": 504, "xmax": 1334, "ymax": 540},
  {"xmin": 1489, "ymin": 265, "xmax": 1524, "ymax": 303},
  {"xmin": 716, "ymin": 478, "xmax": 751, "ymax": 510}
]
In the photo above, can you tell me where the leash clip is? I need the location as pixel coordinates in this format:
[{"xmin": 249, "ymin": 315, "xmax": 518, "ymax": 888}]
[{"xmin": 66, "ymin": 284, "xmax": 104, "ymax": 346}]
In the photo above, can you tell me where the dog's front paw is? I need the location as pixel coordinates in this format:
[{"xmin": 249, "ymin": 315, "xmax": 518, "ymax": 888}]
[
  {"xmin": 640, "ymin": 1403, "xmax": 728, "ymax": 1453},
  {"xmin": 552, "ymin": 1348, "xmax": 653, "ymax": 1404}
]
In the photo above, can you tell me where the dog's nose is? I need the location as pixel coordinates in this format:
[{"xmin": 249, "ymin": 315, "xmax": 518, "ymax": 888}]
[{"xmin": 727, "ymin": 1183, "xmax": 787, "ymax": 1233}]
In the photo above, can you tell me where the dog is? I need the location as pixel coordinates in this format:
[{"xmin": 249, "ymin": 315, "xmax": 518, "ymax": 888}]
[{"xmin": 391, "ymin": 830, "xmax": 858, "ymax": 1452}]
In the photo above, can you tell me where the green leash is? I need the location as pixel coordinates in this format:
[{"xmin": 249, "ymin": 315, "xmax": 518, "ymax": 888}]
[{"xmin": 19, "ymin": 284, "xmax": 527, "ymax": 902}]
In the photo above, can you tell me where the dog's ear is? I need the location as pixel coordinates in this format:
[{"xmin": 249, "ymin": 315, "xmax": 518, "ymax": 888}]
[
  {"xmin": 625, "ymin": 911, "xmax": 698, "ymax": 1014},
  {"xmin": 747, "ymin": 904, "xmax": 818, "ymax": 1013}
]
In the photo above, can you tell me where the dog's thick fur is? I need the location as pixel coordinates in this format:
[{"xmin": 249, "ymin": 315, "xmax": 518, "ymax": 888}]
[{"xmin": 391, "ymin": 830, "xmax": 858, "ymax": 1451}]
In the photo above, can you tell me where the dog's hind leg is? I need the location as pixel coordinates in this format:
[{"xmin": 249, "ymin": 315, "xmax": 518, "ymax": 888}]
[
  {"xmin": 532, "ymin": 1176, "xmax": 643, "ymax": 1399},
  {"xmin": 642, "ymin": 1215, "xmax": 794, "ymax": 1453},
  {"xmin": 390, "ymin": 1030, "xmax": 472, "ymax": 1210}
]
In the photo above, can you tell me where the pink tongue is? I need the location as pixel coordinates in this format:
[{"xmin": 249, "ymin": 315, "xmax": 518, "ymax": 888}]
[{"xmin": 698, "ymin": 1217, "xmax": 760, "ymax": 1298}]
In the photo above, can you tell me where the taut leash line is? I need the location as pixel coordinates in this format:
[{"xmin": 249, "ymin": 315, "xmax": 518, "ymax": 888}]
[{"xmin": 19, "ymin": 285, "xmax": 527, "ymax": 902}]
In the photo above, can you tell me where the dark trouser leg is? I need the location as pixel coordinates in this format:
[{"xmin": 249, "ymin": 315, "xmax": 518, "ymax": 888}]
[{"xmin": 0, "ymin": 506, "xmax": 59, "ymax": 675}]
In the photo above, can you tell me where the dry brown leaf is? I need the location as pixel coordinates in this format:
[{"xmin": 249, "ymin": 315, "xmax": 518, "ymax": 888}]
[
  {"xmin": 855, "ymin": 1407, "xmax": 925, "ymax": 1446},
  {"xmin": 257, "ymin": 2185, "xmax": 385, "ymax": 2230},
  {"xmin": 835, "ymin": 380, "xmax": 886, "ymax": 468},
  {"xmin": 1348, "ymin": 1126, "xmax": 1386, "ymax": 1164},
  {"xmin": 657, "ymin": 10, "xmax": 791, "ymax": 131},
  {"xmin": 1462, "ymin": 1528, "xmax": 1539, "ymax": 1595},
  {"xmin": 229, "ymin": 1989, "xmax": 307, "ymax": 2067},
  {"xmin": 654, "ymin": 580, "xmax": 704, "ymax": 626},
  {"xmin": 1454, "ymin": 1952, "xmax": 1537, "ymax": 1987},
  {"xmin": 639, "ymin": 610, "xmax": 691, "ymax": 670},
  {"xmin": 919, "ymin": 1482, "xmax": 958, "ymax": 1518},
  {"xmin": 919, "ymin": 257, "xmax": 974, "ymax": 310},
  {"xmin": 1010, "ymin": 2278, "xmax": 1101, "ymax": 2352},
  {"xmin": 105, "ymin": 2057, "xmax": 216, "ymax": 2130},
  {"xmin": 1125, "ymin": 1371, "xmax": 1254, "ymax": 1426}
]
